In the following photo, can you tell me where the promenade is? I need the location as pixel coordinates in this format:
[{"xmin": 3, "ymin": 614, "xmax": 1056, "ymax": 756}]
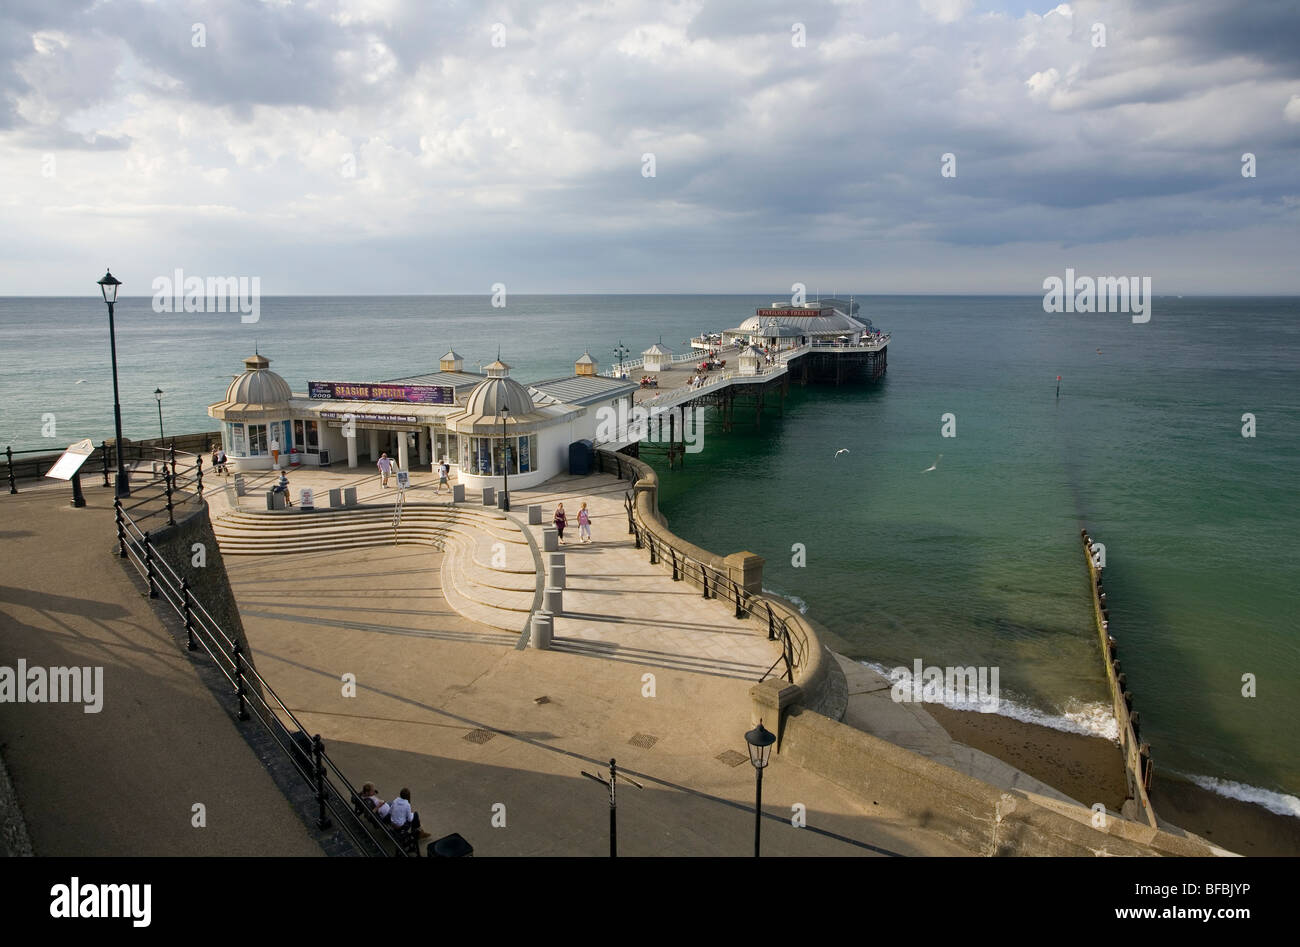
[
  {"xmin": 214, "ymin": 466, "xmax": 972, "ymax": 855},
  {"xmin": 0, "ymin": 482, "xmax": 323, "ymax": 856}
]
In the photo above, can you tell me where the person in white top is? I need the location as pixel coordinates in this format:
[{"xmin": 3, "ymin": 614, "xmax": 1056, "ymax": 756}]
[
  {"xmin": 377, "ymin": 452, "xmax": 395, "ymax": 487},
  {"xmin": 385, "ymin": 787, "xmax": 430, "ymax": 838}
]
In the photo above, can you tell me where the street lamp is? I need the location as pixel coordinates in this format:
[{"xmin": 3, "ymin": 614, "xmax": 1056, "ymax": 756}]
[
  {"xmin": 499, "ymin": 406, "xmax": 510, "ymax": 512},
  {"xmin": 98, "ymin": 269, "xmax": 129, "ymax": 498},
  {"xmin": 745, "ymin": 720, "xmax": 776, "ymax": 857},
  {"xmin": 613, "ymin": 340, "xmax": 630, "ymax": 377},
  {"xmin": 154, "ymin": 388, "xmax": 165, "ymax": 441}
]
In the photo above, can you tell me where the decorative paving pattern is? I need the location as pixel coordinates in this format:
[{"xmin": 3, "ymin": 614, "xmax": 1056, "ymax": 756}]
[
  {"xmin": 628, "ymin": 732, "xmax": 659, "ymax": 749},
  {"xmin": 715, "ymin": 749, "xmax": 748, "ymax": 767},
  {"xmin": 463, "ymin": 728, "xmax": 498, "ymax": 744}
]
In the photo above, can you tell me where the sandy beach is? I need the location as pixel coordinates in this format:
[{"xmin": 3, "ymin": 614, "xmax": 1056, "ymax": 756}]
[{"xmin": 925, "ymin": 705, "xmax": 1299, "ymax": 856}]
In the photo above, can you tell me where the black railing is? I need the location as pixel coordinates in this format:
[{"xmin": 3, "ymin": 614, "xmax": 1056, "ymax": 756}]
[
  {"xmin": 615, "ymin": 481, "xmax": 807, "ymax": 685},
  {"xmin": 114, "ymin": 498, "xmax": 414, "ymax": 856}
]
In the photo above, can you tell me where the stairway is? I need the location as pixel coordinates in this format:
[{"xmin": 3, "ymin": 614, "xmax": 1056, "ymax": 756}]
[{"xmin": 212, "ymin": 504, "xmax": 540, "ymax": 633}]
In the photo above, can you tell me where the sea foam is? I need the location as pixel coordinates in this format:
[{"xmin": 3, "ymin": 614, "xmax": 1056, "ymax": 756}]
[{"xmin": 1180, "ymin": 773, "xmax": 1300, "ymax": 819}]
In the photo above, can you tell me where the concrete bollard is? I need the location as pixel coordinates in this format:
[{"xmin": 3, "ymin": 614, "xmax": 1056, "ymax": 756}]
[
  {"xmin": 530, "ymin": 613, "xmax": 553, "ymax": 650},
  {"xmin": 328, "ymin": 487, "xmax": 342, "ymax": 508},
  {"xmin": 452, "ymin": 484, "xmax": 465, "ymax": 502},
  {"xmin": 343, "ymin": 486, "xmax": 358, "ymax": 506},
  {"xmin": 527, "ymin": 504, "xmax": 542, "ymax": 525},
  {"xmin": 482, "ymin": 486, "xmax": 495, "ymax": 506},
  {"xmin": 547, "ymin": 552, "xmax": 565, "ymax": 571},
  {"xmin": 548, "ymin": 564, "xmax": 566, "ymax": 589},
  {"xmin": 542, "ymin": 528, "xmax": 558, "ymax": 552},
  {"xmin": 543, "ymin": 586, "xmax": 563, "ymax": 615}
]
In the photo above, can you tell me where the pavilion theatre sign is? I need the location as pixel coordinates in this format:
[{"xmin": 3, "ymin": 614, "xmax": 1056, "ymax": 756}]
[{"xmin": 307, "ymin": 381, "xmax": 455, "ymax": 405}]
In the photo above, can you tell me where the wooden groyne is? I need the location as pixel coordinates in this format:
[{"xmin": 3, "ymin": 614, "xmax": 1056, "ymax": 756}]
[{"xmin": 1082, "ymin": 529, "xmax": 1157, "ymax": 828}]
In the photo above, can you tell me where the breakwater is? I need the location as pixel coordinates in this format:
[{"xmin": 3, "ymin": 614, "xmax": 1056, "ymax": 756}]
[{"xmin": 1082, "ymin": 529, "xmax": 1157, "ymax": 828}]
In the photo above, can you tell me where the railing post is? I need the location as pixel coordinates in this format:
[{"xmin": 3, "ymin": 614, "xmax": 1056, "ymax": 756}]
[
  {"xmin": 633, "ymin": 522, "xmax": 642, "ymax": 550},
  {"xmin": 143, "ymin": 531, "xmax": 158, "ymax": 598},
  {"xmin": 115, "ymin": 497, "xmax": 127, "ymax": 558},
  {"xmin": 733, "ymin": 581, "xmax": 744, "ymax": 619},
  {"xmin": 702, "ymin": 568, "xmax": 710, "ymax": 599},
  {"xmin": 670, "ymin": 548, "xmax": 679, "ymax": 581},
  {"xmin": 101, "ymin": 441, "xmax": 111, "ymax": 487},
  {"xmin": 164, "ymin": 468, "xmax": 175, "ymax": 526},
  {"xmin": 625, "ymin": 494, "xmax": 635, "ymax": 536},
  {"xmin": 766, "ymin": 603, "xmax": 775, "ymax": 641},
  {"xmin": 181, "ymin": 578, "xmax": 196, "ymax": 651},
  {"xmin": 169, "ymin": 441, "xmax": 177, "ymax": 482},
  {"xmin": 233, "ymin": 642, "xmax": 249, "ymax": 720},
  {"xmin": 312, "ymin": 735, "xmax": 332, "ymax": 830},
  {"xmin": 648, "ymin": 533, "xmax": 657, "ymax": 565},
  {"xmin": 195, "ymin": 455, "xmax": 204, "ymax": 495},
  {"xmin": 5, "ymin": 446, "xmax": 15, "ymax": 495}
]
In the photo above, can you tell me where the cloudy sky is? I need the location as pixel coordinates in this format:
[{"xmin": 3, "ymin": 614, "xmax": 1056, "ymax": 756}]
[{"xmin": 2, "ymin": 0, "xmax": 1298, "ymax": 294}]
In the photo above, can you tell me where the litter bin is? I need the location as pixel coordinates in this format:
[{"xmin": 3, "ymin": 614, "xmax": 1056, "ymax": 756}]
[{"xmin": 428, "ymin": 833, "xmax": 473, "ymax": 857}]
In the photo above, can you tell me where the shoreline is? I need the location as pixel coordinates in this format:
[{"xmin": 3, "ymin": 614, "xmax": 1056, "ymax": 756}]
[{"xmin": 925, "ymin": 703, "xmax": 1300, "ymax": 856}]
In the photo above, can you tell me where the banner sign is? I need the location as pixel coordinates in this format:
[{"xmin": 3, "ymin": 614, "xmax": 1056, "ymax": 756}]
[
  {"xmin": 756, "ymin": 308, "xmax": 824, "ymax": 318},
  {"xmin": 320, "ymin": 410, "xmax": 419, "ymax": 424},
  {"xmin": 308, "ymin": 381, "xmax": 455, "ymax": 405}
]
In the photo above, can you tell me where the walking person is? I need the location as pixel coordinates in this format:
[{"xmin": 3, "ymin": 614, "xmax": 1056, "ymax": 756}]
[
  {"xmin": 578, "ymin": 502, "xmax": 592, "ymax": 544},
  {"xmin": 377, "ymin": 451, "xmax": 394, "ymax": 488},
  {"xmin": 437, "ymin": 459, "xmax": 450, "ymax": 494},
  {"xmin": 553, "ymin": 502, "xmax": 568, "ymax": 545}
]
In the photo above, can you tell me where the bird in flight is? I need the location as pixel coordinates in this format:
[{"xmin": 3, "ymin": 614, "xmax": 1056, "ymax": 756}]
[
  {"xmin": 923, "ymin": 454, "xmax": 942, "ymax": 473},
  {"xmin": 75, "ymin": 379, "xmax": 86, "ymax": 384},
  {"xmin": 834, "ymin": 448, "xmax": 850, "ymax": 459}
]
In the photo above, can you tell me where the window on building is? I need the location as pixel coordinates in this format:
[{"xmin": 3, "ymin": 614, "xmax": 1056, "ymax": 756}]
[
  {"xmin": 293, "ymin": 419, "xmax": 320, "ymax": 454},
  {"xmin": 246, "ymin": 424, "xmax": 268, "ymax": 455}
]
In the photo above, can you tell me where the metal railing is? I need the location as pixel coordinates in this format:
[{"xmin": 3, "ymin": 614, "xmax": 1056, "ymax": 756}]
[
  {"xmin": 594, "ymin": 451, "xmax": 807, "ymax": 684},
  {"xmin": 115, "ymin": 444, "xmax": 207, "ymax": 528},
  {"xmin": 113, "ymin": 498, "xmax": 415, "ymax": 856}
]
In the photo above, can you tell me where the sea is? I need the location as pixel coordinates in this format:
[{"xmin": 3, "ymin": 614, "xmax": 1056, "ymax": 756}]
[{"xmin": 1, "ymin": 293, "xmax": 1296, "ymax": 816}]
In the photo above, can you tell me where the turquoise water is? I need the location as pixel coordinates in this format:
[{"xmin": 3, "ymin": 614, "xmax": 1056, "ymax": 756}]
[{"xmin": 1, "ymin": 294, "xmax": 1296, "ymax": 813}]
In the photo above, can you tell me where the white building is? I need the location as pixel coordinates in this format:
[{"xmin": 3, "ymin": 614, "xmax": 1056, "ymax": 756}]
[
  {"xmin": 642, "ymin": 342, "xmax": 674, "ymax": 372},
  {"xmin": 208, "ymin": 351, "xmax": 636, "ymax": 487}
]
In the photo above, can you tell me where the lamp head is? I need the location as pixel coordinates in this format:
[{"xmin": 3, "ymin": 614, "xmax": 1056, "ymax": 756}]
[{"xmin": 98, "ymin": 269, "xmax": 121, "ymax": 304}]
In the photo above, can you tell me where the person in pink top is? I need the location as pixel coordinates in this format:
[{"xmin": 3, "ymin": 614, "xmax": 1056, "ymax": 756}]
[{"xmin": 578, "ymin": 502, "xmax": 592, "ymax": 543}]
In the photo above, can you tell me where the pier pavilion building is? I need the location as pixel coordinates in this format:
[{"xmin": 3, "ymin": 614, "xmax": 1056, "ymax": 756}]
[
  {"xmin": 207, "ymin": 351, "xmax": 636, "ymax": 483},
  {"xmin": 720, "ymin": 300, "xmax": 873, "ymax": 349}
]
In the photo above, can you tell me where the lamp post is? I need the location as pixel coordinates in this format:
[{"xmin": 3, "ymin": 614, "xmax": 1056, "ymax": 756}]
[
  {"xmin": 613, "ymin": 340, "xmax": 630, "ymax": 377},
  {"xmin": 154, "ymin": 387, "xmax": 165, "ymax": 440},
  {"xmin": 745, "ymin": 720, "xmax": 776, "ymax": 857},
  {"xmin": 98, "ymin": 269, "xmax": 130, "ymax": 498},
  {"xmin": 499, "ymin": 406, "xmax": 510, "ymax": 512}
]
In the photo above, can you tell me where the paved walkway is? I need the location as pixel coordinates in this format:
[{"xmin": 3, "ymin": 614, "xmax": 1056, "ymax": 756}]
[
  {"xmin": 0, "ymin": 482, "xmax": 323, "ymax": 856},
  {"xmin": 226, "ymin": 545, "xmax": 970, "ymax": 856}
]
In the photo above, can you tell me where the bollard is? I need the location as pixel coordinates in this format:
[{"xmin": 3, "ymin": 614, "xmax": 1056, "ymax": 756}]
[
  {"xmin": 547, "ymin": 552, "xmax": 565, "ymax": 570},
  {"xmin": 543, "ymin": 586, "xmax": 563, "ymax": 615},
  {"xmin": 527, "ymin": 504, "xmax": 542, "ymax": 525},
  {"xmin": 328, "ymin": 487, "xmax": 342, "ymax": 508},
  {"xmin": 542, "ymin": 527, "xmax": 558, "ymax": 552},
  {"xmin": 452, "ymin": 483, "xmax": 465, "ymax": 502},
  {"xmin": 482, "ymin": 486, "xmax": 495, "ymax": 506},
  {"xmin": 548, "ymin": 564, "xmax": 566, "ymax": 589},
  {"xmin": 343, "ymin": 486, "xmax": 358, "ymax": 506},
  {"xmin": 530, "ymin": 613, "xmax": 553, "ymax": 649}
]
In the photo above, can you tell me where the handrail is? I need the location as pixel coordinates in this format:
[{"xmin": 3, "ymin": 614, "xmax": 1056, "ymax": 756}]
[
  {"xmin": 598, "ymin": 451, "xmax": 806, "ymax": 685},
  {"xmin": 113, "ymin": 497, "xmax": 413, "ymax": 856}
]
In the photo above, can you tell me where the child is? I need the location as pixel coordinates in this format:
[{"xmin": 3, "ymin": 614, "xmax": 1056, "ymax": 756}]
[{"xmin": 578, "ymin": 502, "xmax": 592, "ymax": 543}]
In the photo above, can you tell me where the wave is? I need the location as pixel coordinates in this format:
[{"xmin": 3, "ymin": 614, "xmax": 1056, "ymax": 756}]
[
  {"xmin": 762, "ymin": 588, "xmax": 809, "ymax": 614},
  {"xmin": 1177, "ymin": 773, "xmax": 1300, "ymax": 819},
  {"xmin": 856, "ymin": 660, "xmax": 1119, "ymax": 740}
]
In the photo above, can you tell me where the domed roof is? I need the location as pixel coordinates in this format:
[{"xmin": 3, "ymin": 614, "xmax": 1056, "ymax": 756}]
[
  {"xmin": 224, "ymin": 354, "xmax": 292, "ymax": 407},
  {"xmin": 462, "ymin": 359, "xmax": 534, "ymax": 417},
  {"xmin": 737, "ymin": 307, "xmax": 865, "ymax": 336}
]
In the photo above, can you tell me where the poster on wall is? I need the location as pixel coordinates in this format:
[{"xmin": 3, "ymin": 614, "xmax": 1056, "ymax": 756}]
[
  {"xmin": 231, "ymin": 423, "xmax": 246, "ymax": 456},
  {"xmin": 518, "ymin": 436, "xmax": 530, "ymax": 473}
]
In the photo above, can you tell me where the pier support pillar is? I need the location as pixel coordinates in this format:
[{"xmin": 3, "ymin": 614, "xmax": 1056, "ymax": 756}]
[
  {"xmin": 368, "ymin": 428, "xmax": 379, "ymax": 461},
  {"xmin": 346, "ymin": 432, "xmax": 358, "ymax": 468},
  {"xmin": 398, "ymin": 432, "xmax": 410, "ymax": 471}
]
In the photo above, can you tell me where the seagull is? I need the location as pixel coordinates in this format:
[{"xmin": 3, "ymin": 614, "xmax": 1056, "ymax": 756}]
[
  {"xmin": 834, "ymin": 448, "xmax": 850, "ymax": 459},
  {"xmin": 1096, "ymin": 348, "xmax": 1103, "ymax": 355},
  {"xmin": 923, "ymin": 453, "xmax": 942, "ymax": 473},
  {"xmin": 75, "ymin": 379, "xmax": 86, "ymax": 384}
]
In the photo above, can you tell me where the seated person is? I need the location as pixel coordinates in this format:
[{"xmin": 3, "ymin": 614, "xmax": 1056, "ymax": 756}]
[
  {"xmin": 386, "ymin": 787, "xmax": 431, "ymax": 839},
  {"xmin": 359, "ymin": 783, "xmax": 385, "ymax": 812}
]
